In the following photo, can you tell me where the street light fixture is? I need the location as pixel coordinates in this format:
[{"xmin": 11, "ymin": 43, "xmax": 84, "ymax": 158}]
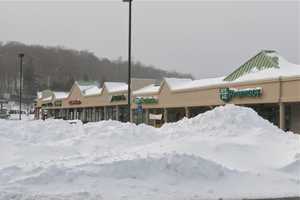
[
  {"xmin": 18, "ymin": 53, "xmax": 24, "ymax": 120},
  {"xmin": 123, "ymin": 0, "xmax": 132, "ymax": 122}
]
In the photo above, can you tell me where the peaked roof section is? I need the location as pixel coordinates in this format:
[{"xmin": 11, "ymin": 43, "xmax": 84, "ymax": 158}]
[
  {"xmin": 104, "ymin": 82, "xmax": 128, "ymax": 93},
  {"xmin": 37, "ymin": 92, "xmax": 42, "ymax": 99},
  {"xmin": 172, "ymin": 77, "xmax": 225, "ymax": 91},
  {"xmin": 133, "ymin": 84, "xmax": 160, "ymax": 96},
  {"xmin": 163, "ymin": 78, "xmax": 193, "ymax": 90},
  {"xmin": 38, "ymin": 90, "xmax": 54, "ymax": 102},
  {"xmin": 224, "ymin": 50, "xmax": 280, "ymax": 82},
  {"xmin": 53, "ymin": 92, "xmax": 69, "ymax": 100},
  {"xmin": 75, "ymin": 81, "xmax": 102, "ymax": 97},
  {"xmin": 83, "ymin": 87, "xmax": 102, "ymax": 96}
]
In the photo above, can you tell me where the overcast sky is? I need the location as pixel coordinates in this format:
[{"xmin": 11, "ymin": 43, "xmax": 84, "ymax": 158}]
[{"xmin": 0, "ymin": 1, "xmax": 299, "ymax": 78}]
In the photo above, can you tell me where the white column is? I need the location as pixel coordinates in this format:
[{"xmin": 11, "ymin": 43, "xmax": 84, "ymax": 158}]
[
  {"xmin": 116, "ymin": 105, "xmax": 120, "ymax": 121},
  {"xmin": 104, "ymin": 107, "xmax": 107, "ymax": 120},
  {"xmin": 130, "ymin": 109, "xmax": 133, "ymax": 123},
  {"xmin": 280, "ymin": 102, "xmax": 285, "ymax": 130},
  {"xmin": 100, "ymin": 108, "xmax": 103, "ymax": 120},
  {"xmin": 145, "ymin": 109, "xmax": 149, "ymax": 124},
  {"xmin": 164, "ymin": 108, "xmax": 168, "ymax": 123},
  {"xmin": 59, "ymin": 109, "xmax": 62, "ymax": 118},
  {"xmin": 92, "ymin": 108, "xmax": 96, "ymax": 122},
  {"xmin": 74, "ymin": 109, "xmax": 78, "ymax": 120},
  {"xmin": 185, "ymin": 107, "xmax": 190, "ymax": 118},
  {"xmin": 82, "ymin": 108, "xmax": 86, "ymax": 121}
]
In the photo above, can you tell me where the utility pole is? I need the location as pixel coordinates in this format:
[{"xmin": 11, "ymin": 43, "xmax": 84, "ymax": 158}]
[
  {"xmin": 18, "ymin": 53, "xmax": 24, "ymax": 120},
  {"xmin": 123, "ymin": 0, "xmax": 133, "ymax": 122}
]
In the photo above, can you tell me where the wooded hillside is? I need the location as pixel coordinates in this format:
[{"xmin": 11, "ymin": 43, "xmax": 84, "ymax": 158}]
[{"xmin": 0, "ymin": 41, "xmax": 192, "ymax": 97}]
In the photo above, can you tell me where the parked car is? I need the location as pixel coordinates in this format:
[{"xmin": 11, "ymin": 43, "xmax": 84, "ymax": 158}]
[{"xmin": 0, "ymin": 109, "xmax": 10, "ymax": 119}]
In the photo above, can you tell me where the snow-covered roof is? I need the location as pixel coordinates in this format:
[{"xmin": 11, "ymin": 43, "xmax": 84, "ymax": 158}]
[
  {"xmin": 133, "ymin": 84, "xmax": 160, "ymax": 96},
  {"xmin": 233, "ymin": 52, "xmax": 300, "ymax": 82},
  {"xmin": 83, "ymin": 86, "xmax": 102, "ymax": 96},
  {"xmin": 53, "ymin": 92, "xmax": 69, "ymax": 100},
  {"xmin": 37, "ymin": 92, "xmax": 42, "ymax": 99},
  {"xmin": 164, "ymin": 78, "xmax": 193, "ymax": 90},
  {"xmin": 172, "ymin": 77, "xmax": 225, "ymax": 91},
  {"xmin": 42, "ymin": 96, "xmax": 52, "ymax": 102},
  {"xmin": 164, "ymin": 51, "xmax": 300, "ymax": 92},
  {"xmin": 75, "ymin": 81, "xmax": 99, "ymax": 90},
  {"xmin": 104, "ymin": 82, "xmax": 128, "ymax": 93},
  {"xmin": 74, "ymin": 81, "xmax": 101, "ymax": 97}
]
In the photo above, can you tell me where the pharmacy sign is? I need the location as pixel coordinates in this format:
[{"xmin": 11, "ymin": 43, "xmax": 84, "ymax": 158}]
[
  {"xmin": 220, "ymin": 87, "xmax": 262, "ymax": 102},
  {"xmin": 135, "ymin": 96, "xmax": 158, "ymax": 105}
]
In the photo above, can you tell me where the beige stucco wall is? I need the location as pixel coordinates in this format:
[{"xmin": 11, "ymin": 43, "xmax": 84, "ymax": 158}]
[
  {"xmin": 132, "ymin": 79, "xmax": 282, "ymax": 109},
  {"xmin": 41, "ymin": 77, "xmax": 300, "ymax": 112},
  {"xmin": 59, "ymin": 84, "xmax": 128, "ymax": 109},
  {"xmin": 281, "ymin": 77, "xmax": 300, "ymax": 103},
  {"xmin": 36, "ymin": 90, "xmax": 53, "ymax": 107},
  {"xmin": 131, "ymin": 78, "xmax": 156, "ymax": 91}
]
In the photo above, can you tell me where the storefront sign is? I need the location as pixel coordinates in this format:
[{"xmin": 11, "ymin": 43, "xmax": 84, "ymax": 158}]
[
  {"xmin": 220, "ymin": 87, "xmax": 262, "ymax": 102},
  {"xmin": 111, "ymin": 95, "xmax": 126, "ymax": 102},
  {"xmin": 149, "ymin": 113, "xmax": 162, "ymax": 120},
  {"xmin": 135, "ymin": 97, "xmax": 158, "ymax": 105},
  {"xmin": 69, "ymin": 100, "xmax": 82, "ymax": 105},
  {"xmin": 42, "ymin": 103, "xmax": 53, "ymax": 107},
  {"xmin": 137, "ymin": 104, "xmax": 143, "ymax": 113},
  {"xmin": 54, "ymin": 100, "xmax": 62, "ymax": 107}
]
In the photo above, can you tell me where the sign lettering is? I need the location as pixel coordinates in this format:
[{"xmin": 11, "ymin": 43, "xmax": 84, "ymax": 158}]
[
  {"xmin": 69, "ymin": 100, "xmax": 82, "ymax": 105},
  {"xmin": 111, "ymin": 95, "xmax": 126, "ymax": 102},
  {"xmin": 220, "ymin": 87, "xmax": 262, "ymax": 102},
  {"xmin": 135, "ymin": 97, "xmax": 158, "ymax": 105}
]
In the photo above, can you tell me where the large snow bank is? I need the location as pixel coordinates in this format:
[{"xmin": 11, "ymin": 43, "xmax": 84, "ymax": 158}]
[{"xmin": 0, "ymin": 105, "xmax": 299, "ymax": 200}]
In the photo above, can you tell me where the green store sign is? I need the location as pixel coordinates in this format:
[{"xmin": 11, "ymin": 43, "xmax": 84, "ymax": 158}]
[
  {"xmin": 135, "ymin": 97, "xmax": 158, "ymax": 105},
  {"xmin": 111, "ymin": 95, "xmax": 126, "ymax": 102},
  {"xmin": 220, "ymin": 87, "xmax": 262, "ymax": 102},
  {"xmin": 42, "ymin": 103, "xmax": 53, "ymax": 107},
  {"xmin": 54, "ymin": 100, "xmax": 62, "ymax": 107}
]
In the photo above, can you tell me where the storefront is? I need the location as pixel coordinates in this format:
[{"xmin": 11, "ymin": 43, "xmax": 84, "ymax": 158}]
[{"xmin": 36, "ymin": 50, "xmax": 300, "ymax": 134}]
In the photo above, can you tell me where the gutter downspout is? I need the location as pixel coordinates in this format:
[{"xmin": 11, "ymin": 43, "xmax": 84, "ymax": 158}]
[{"xmin": 278, "ymin": 76, "xmax": 285, "ymax": 131}]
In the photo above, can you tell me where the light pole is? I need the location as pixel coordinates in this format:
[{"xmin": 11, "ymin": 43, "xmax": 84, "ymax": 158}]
[
  {"xmin": 18, "ymin": 53, "xmax": 24, "ymax": 120},
  {"xmin": 123, "ymin": 0, "xmax": 132, "ymax": 122}
]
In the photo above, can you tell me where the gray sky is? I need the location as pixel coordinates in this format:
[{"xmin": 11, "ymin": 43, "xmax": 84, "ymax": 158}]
[{"xmin": 0, "ymin": 1, "xmax": 299, "ymax": 78}]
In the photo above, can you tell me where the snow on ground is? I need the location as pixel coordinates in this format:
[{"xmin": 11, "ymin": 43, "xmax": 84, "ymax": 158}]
[{"xmin": 0, "ymin": 105, "xmax": 299, "ymax": 200}]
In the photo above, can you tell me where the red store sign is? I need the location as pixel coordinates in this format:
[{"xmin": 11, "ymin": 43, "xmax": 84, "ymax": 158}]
[{"xmin": 69, "ymin": 100, "xmax": 82, "ymax": 105}]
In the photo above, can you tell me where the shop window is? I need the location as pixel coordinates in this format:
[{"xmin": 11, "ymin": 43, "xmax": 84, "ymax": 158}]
[
  {"xmin": 119, "ymin": 106, "xmax": 129, "ymax": 122},
  {"xmin": 133, "ymin": 109, "xmax": 146, "ymax": 124}
]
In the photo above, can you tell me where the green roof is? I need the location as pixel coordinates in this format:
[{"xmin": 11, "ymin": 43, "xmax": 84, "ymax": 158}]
[
  {"xmin": 223, "ymin": 50, "xmax": 280, "ymax": 82},
  {"xmin": 76, "ymin": 80, "xmax": 99, "ymax": 86}
]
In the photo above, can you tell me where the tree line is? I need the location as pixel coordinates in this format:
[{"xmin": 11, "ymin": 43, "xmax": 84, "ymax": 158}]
[{"xmin": 0, "ymin": 41, "xmax": 192, "ymax": 98}]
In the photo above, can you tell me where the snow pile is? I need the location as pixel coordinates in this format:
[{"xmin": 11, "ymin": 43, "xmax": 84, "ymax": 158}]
[
  {"xmin": 162, "ymin": 105, "xmax": 274, "ymax": 137},
  {"xmin": 0, "ymin": 105, "xmax": 299, "ymax": 200},
  {"xmin": 281, "ymin": 158, "xmax": 300, "ymax": 176}
]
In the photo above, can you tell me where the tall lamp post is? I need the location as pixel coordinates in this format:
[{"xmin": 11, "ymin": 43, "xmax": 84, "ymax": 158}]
[
  {"xmin": 123, "ymin": 0, "xmax": 132, "ymax": 122},
  {"xmin": 18, "ymin": 53, "xmax": 24, "ymax": 120}
]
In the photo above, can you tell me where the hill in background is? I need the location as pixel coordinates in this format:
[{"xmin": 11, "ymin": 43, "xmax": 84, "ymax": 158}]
[{"xmin": 0, "ymin": 41, "xmax": 192, "ymax": 98}]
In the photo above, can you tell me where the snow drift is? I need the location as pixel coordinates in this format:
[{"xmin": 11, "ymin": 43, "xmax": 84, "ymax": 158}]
[{"xmin": 0, "ymin": 105, "xmax": 299, "ymax": 200}]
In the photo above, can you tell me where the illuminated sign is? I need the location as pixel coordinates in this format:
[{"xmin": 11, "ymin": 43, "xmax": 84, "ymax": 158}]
[
  {"xmin": 135, "ymin": 97, "xmax": 158, "ymax": 105},
  {"xmin": 111, "ymin": 95, "xmax": 126, "ymax": 102},
  {"xmin": 42, "ymin": 103, "xmax": 53, "ymax": 107},
  {"xmin": 69, "ymin": 100, "xmax": 82, "ymax": 105},
  {"xmin": 220, "ymin": 87, "xmax": 262, "ymax": 102},
  {"xmin": 54, "ymin": 100, "xmax": 62, "ymax": 107}
]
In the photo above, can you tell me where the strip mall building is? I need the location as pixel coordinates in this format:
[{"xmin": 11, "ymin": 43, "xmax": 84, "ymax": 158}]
[{"xmin": 35, "ymin": 50, "xmax": 300, "ymax": 134}]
